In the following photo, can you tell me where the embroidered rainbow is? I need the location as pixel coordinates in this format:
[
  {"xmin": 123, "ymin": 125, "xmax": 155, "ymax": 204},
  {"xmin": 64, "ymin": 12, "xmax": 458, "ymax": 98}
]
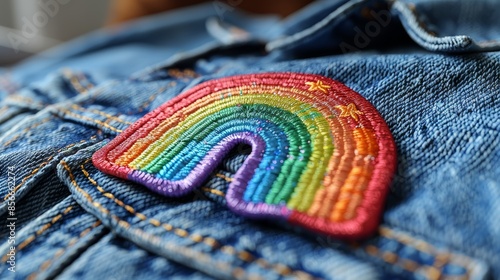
[{"xmin": 93, "ymin": 72, "xmax": 396, "ymax": 239}]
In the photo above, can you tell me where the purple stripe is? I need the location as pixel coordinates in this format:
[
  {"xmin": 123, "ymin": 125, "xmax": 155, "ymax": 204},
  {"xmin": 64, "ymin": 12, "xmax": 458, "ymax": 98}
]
[{"xmin": 128, "ymin": 131, "xmax": 291, "ymax": 219}]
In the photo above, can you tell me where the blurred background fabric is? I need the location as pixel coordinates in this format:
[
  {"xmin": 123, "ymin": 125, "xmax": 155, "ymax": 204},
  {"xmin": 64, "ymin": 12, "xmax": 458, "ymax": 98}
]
[
  {"xmin": 0, "ymin": 0, "xmax": 312, "ymax": 66},
  {"xmin": 0, "ymin": 0, "xmax": 110, "ymax": 66}
]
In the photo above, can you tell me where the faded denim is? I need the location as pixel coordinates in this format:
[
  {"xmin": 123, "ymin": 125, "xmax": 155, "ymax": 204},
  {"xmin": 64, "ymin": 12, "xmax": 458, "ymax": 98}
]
[{"xmin": 0, "ymin": 0, "xmax": 499, "ymax": 279}]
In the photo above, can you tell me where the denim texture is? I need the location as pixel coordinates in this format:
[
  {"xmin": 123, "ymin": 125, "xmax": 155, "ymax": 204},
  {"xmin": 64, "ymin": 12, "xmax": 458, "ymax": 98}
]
[
  {"xmin": 393, "ymin": 0, "xmax": 500, "ymax": 52},
  {"xmin": 0, "ymin": 2, "xmax": 280, "ymax": 133},
  {"xmin": 0, "ymin": 0, "xmax": 499, "ymax": 279}
]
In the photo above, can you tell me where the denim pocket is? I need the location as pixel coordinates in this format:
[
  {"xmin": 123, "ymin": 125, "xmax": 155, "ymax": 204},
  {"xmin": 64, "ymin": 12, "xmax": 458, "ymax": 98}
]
[
  {"xmin": 59, "ymin": 142, "xmax": 382, "ymax": 280},
  {"xmin": 51, "ymin": 141, "xmax": 491, "ymax": 280},
  {"xmin": 0, "ymin": 111, "xmax": 100, "ymax": 236},
  {"xmin": 0, "ymin": 197, "xmax": 107, "ymax": 280},
  {"xmin": 392, "ymin": 0, "xmax": 500, "ymax": 52},
  {"xmin": 0, "ymin": 69, "xmax": 97, "ymax": 133},
  {"xmin": 57, "ymin": 232, "xmax": 214, "ymax": 280}
]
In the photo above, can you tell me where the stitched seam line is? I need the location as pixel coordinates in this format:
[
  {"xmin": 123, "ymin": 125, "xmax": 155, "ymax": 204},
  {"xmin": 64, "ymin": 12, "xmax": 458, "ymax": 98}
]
[
  {"xmin": 6, "ymin": 95, "xmax": 46, "ymax": 106},
  {"xmin": 197, "ymin": 188, "xmax": 468, "ymax": 277},
  {"xmin": 70, "ymin": 104, "xmax": 132, "ymax": 125},
  {"xmin": 137, "ymin": 85, "xmax": 170, "ymax": 113},
  {"xmin": 58, "ymin": 109, "xmax": 123, "ymax": 132},
  {"xmin": 63, "ymin": 69, "xmax": 94, "ymax": 94},
  {"xmin": 215, "ymin": 173, "xmax": 233, "ymax": 182},
  {"xmin": 1, "ymin": 206, "xmax": 74, "ymax": 263},
  {"xmin": 201, "ymin": 184, "xmax": 469, "ymax": 276},
  {"xmin": 365, "ymin": 245, "xmax": 439, "ymax": 278},
  {"xmin": 78, "ymin": 160, "xmax": 316, "ymax": 279},
  {"xmin": 61, "ymin": 161, "xmax": 265, "ymax": 280},
  {"xmin": 152, "ymin": 165, "xmax": 466, "ymax": 277},
  {"xmin": 2, "ymin": 117, "xmax": 52, "ymax": 147},
  {"xmin": 3, "ymin": 139, "xmax": 88, "ymax": 201},
  {"xmin": 364, "ymin": 245, "xmax": 464, "ymax": 280},
  {"xmin": 79, "ymin": 161, "xmax": 305, "ymax": 278},
  {"xmin": 27, "ymin": 220, "xmax": 102, "ymax": 280},
  {"xmin": 405, "ymin": 3, "xmax": 438, "ymax": 37},
  {"xmin": 167, "ymin": 69, "xmax": 199, "ymax": 80},
  {"xmin": 379, "ymin": 227, "xmax": 438, "ymax": 254},
  {"xmin": 377, "ymin": 227, "xmax": 470, "ymax": 276},
  {"xmin": 201, "ymin": 187, "xmax": 225, "ymax": 197}
]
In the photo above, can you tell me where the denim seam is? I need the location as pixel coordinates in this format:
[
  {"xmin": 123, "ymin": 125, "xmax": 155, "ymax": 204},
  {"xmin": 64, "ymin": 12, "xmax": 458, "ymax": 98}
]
[
  {"xmin": 167, "ymin": 69, "xmax": 199, "ymax": 80},
  {"xmin": 392, "ymin": 1, "xmax": 472, "ymax": 49},
  {"xmin": 401, "ymin": 2, "xmax": 499, "ymax": 47},
  {"xmin": 1, "ymin": 117, "xmax": 52, "ymax": 148},
  {"xmin": 62, "ymin": 69, "xmax": 95, "ymax": 94},
  {"xmin": 1, "ymin": 206, "xmax": 74, "ymax": 263},
  {"xmin": 201, "ymin": 187, "xmax": 226, "ymax": 197},
  {"xmin": 70, "ymin": 105, "xmax": 133, "ymax": 125},
  {"xmin": 58, "ymin": 109, "xmax": 124, "ymax": 133},
  {"xmin": 375, "ymin": 227, "xmax": 473, "ymax": 277},
  {"xmin": 196, "ymin": 182, "xmax": 472, "ymax": 277},
  {"xmin": 61, "ymin": 161, "xmax": 267, "ymax": 280},
  {"xmin": 2, "ymin": 139, "xmax": 89, "ymax": 201},
  {"xmin": 76, "ymin": 160, "xmax": 317, "ymax": 279},
  {"xmin": 266, "ymin": 0, "xmax": 367, "ymax": 52},
  {"xmin": 27, "ymin": 220, "xmax": 102, "ymax": 280},
  {"xmin": 6, "ymin": 95, "xmax": 47, "ymax": 107},
  {"xmin": 404, "ymin": 3, "xmax": 438, "ymax": 37},
  {"xmin": 365, "ymin": 245, "xmax": 450, "ymax": 279},
  {"xmin": 215, "ymin": 173, "xmax": 233, "ymax": 182}
]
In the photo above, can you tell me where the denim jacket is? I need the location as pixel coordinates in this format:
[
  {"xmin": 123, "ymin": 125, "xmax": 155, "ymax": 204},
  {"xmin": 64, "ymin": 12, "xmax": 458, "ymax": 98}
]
[{"xmin": 0, "ymin": 0, "xmax": 499, "ymax": 279}]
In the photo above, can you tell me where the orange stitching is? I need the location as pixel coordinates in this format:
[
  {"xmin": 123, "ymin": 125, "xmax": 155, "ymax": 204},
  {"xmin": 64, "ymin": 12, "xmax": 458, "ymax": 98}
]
[
  {"xmin": 379, "ymin": 227, "xmax": 435, "ymax": 254},
  {"xmin": 60, "ymin": 161, "xmax": 264, "ymax": 280},
  {"xmin": 77, "ymin": 72, "xmax": 95, "ymax": 91},
  {"xmin": 6, "ymin": 95, "xmax": 46, "ymax": 106},
  {"xmin": 201, "ymin": 187, "xmax": 225, "ymax": 197},
  {"xmin": 167, "ymin": 69, "xmax": 199, "ymax": 80},
  {"xmin": 63, "ymin": 69, "xmax": 94, "ymax": 94},
  {"xmin": 2, "ymin": 140, "xmax": 87, "ymax": 201},
  {"xmin": 365, "ymin": 244, "xmax": 424, "ymax": 272},
  {"xmin": 374, "ymin": 227, "xmax": 470, "ymax": 278},
  {"xmin": 2, "ymin": 117, "xmax": 52, "ymax": 147},
  {"xmin": 27, "ymin": 220, "xmax": 102, "ymax": 280},
  {"xmin": 70, "ymin": 104, "xmax": 133, "ymax": 125},
  {"xmin": 429, "ymin": 253, "xmax": 451, "ymax": 280},
  {"xmin": 197, "ymin": 187, "xmax": 465, "ymax": 278},
  {"xmin": 137, "ymin": 85, "xmax": 171, "ymax": 113},
  {"xmin": 113, "ymin": 216, "xmax": 263, "ymax": 280},
  {"xmin": 77, "ymin": 161, "xmax": 315, "ymax": 279},
  {"xmin": 379, "ymin": 227, "xmax": 471, "ymax": 267},
  {"xmin": 1, "ymin": 206, "xmax": 74, "ymax": 263},
  {"xmin": 215, "ymin": 173, "xmax": 233, "ymax": 182},
  {"xmin": 58, "ymin": 109, "xmax": 123, "ymax": 132}
]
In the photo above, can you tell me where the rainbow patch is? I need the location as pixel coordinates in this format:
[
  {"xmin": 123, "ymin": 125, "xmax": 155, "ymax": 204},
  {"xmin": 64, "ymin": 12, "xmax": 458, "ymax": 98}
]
[{"xmin": 93, "ymin": 72, "xmax": 396, "ymax": 239}]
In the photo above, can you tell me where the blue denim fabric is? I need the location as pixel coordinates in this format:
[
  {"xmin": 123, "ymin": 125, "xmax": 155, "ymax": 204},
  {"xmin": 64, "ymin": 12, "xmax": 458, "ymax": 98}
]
[
  {"xmin": 0, "ymin": 2, "xmax": 280, "ymax": 133},
  {"xmin": 58, "ymin": 233, "xmax": 214, "ymax": 280},
  {"xmin": 5, "ymin": 3, "xmax": 280, "ymax": 87},
  {"xmin": 0, "ymin": 0, "xmax": 499, "ymax": 279},
  {"xmin": 393, "ymin": 0, "xmax": 500, "ymax": 52}
]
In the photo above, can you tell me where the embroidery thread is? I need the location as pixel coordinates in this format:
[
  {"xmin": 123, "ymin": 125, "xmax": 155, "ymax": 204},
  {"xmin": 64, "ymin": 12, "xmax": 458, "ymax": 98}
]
[{"xmin": 93, "ymin": 72, "xmax": 397, "ymax": 239}]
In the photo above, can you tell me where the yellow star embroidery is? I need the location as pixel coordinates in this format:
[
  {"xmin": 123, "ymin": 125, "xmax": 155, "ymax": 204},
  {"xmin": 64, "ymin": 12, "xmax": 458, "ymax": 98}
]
[
  {"xmin": 306, "ymin": 80, "xmax": 331, "ymax": 93},
  {"xmin": 335, "ymin": 103, "xmax": 363, "ymax": 121}
]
